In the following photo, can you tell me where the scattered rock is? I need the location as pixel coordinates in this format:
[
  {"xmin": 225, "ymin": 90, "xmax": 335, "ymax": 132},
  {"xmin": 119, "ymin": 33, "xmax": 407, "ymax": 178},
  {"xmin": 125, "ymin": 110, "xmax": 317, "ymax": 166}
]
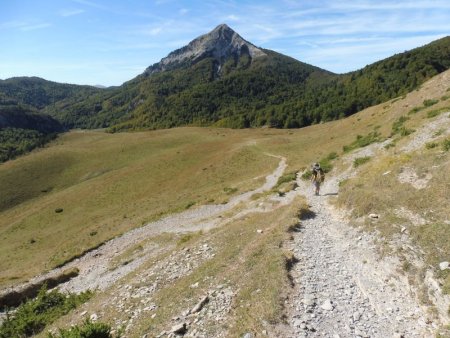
[
  {"xmin": 369, "ymin": 214, "xmax": 379, "ymax": 219},
  {"xmin": 55, "ymin": 208, "xmax": 64, "ymax": 213},
  {"xmin": 320, "ymin": 299, "xmax": 334, "ymax": 311},
  {"xmin": 90, "ymin": 313, "xmax": 98, "ymax": 321},
  {"xmin": 256, "ymin": 229, "xmax": 263, "ymax": 234},
  {"xmin": 439, "ymin": 261, "xmax": 449, "ymax": 270},
  {"xmin": 191, "ymin": 295, "xmax": 209, "ymax": 313},
  {"xmin": 171, "ymin": 322, "xmax": 187, "ymax": 334},
  {"xmin": 242, "ymin": 333, "xmax": 254, "ymax": 338}
]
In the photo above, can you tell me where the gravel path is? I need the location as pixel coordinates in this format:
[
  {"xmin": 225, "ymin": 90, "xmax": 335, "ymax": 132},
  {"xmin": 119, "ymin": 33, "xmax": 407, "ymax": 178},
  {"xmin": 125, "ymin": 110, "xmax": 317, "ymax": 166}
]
[{"xmin": 286, "ymin": 169, "xmax": 437, "ymax": 337}]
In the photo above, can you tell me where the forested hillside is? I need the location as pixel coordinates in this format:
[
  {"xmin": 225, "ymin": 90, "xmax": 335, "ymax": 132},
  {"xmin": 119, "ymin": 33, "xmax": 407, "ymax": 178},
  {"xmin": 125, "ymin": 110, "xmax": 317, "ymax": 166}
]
[
  {"xmin": 0, "ymin": 103, "xmax": 62, "ymax": 163},
  {"xmin": 0, "ymin": 77, "xmax": 102, "ymax": 109},
  {"xmin": 1, "ymin": 31, "xmax": 449, "ymax": 133},
  {"xmin": 43, "ymin": 35, "xmax": 450, "ymax": 131}
]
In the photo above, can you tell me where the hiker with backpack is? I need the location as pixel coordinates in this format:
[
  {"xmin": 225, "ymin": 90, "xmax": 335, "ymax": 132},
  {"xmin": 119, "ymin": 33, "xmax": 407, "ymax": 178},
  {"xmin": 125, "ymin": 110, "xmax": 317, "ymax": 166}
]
[{"xmin": 311, "ymin": 163, "xmax": 325, "ymax": 195}]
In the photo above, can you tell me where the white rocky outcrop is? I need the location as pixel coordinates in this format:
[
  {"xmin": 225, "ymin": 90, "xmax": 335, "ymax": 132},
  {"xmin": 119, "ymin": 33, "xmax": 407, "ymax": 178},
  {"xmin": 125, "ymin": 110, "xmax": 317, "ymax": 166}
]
[{"xmin": 145, "ymin": 24, "xmax": 266, "ymax": 75}]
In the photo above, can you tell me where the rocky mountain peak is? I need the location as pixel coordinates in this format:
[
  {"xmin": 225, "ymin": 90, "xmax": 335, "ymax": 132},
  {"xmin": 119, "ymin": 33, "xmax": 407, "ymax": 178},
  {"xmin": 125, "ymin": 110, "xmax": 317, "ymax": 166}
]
[{"xmin": 145, "ymin": 24, "xmax": 266, "ymax": 75}]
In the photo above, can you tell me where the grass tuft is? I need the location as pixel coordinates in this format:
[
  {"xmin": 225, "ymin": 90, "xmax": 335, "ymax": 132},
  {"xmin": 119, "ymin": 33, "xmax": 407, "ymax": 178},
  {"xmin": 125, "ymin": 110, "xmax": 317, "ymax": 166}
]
[
  {"xmin": 443, "ymin": 139, "xmax": 450, "ymax": 151},
  {"xmin": 353, "ymin": 156, "xmax": 372, "ymax": 167},
  {"xmin": 343, "ymin": 131, "xmax": 381, "ymax": 153},
  {"xmin": 423, "ymin": 99, "xmax": 439, "ymax": 107},
  {"xmin": 48, "ymin": 319, "xmax": 116, "ymax": 338}
]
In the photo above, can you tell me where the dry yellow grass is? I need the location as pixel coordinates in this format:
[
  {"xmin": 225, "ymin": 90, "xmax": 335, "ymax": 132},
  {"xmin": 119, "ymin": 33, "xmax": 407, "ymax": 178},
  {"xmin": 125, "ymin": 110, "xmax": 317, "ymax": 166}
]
[
  {"xmin": 0, "ymin": 128, "xmax": 281, "ymax": 287},
  {"xmin": 2, "ymin": 70, "xmax": 449, "ymax": 289}
]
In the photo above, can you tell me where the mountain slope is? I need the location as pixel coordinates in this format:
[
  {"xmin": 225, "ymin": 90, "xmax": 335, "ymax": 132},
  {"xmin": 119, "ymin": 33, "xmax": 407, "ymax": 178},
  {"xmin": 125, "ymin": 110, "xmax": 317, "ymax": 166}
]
[
  {"xmin": 44, "ymin": 26, "xmax": 450, "ymax": 131},
  {"xmin": 2, "ymin": 26, "xmax": 450, "ymax": 132},
  {"xmin": 0, "ymin": 103, "xmax": 63, "ymax": 163},
  {"xmin": 0, "ymin": 77, "xmax": 102, "ymax": 110}
]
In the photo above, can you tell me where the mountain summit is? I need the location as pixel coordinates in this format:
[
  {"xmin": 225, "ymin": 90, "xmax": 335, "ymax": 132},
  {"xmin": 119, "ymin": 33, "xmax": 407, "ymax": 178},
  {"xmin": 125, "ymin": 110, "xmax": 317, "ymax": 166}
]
[{"xmin": 145, "ymin": 24, "xmax": 266, "ymax": 75}]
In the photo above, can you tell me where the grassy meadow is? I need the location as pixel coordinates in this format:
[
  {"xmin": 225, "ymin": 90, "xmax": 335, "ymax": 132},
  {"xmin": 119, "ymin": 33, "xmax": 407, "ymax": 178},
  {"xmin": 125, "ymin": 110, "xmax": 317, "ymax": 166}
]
[{"xmin": 1, "ymin": 69, "xmax": 449, "ymax": 302}]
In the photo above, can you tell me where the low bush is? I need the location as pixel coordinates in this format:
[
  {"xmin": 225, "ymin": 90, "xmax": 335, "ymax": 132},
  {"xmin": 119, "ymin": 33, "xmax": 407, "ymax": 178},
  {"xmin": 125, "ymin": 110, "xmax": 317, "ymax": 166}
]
[
  {"xmin": 275, "ymin": 172, "xmax": 297, "ymax": 188},
  {"xmin": 0, "ymin": 285, "xmax": 92, "ymax": 338},
  {"xmin": 391, "ymin": 116, "xmax": 410, "ymax": 135},
  {"xmin": 223, "ymin": 187, "xmax": 238, "ymax": 194},
  {"xmin": 399, "ymin": 127, "xmax": 415, "ymax": 137},
  {"xmin": 353, "ymin": 156, "xmax": 371, "ymax": 167},
  {"xmin": 443, "ymin": 139, "xmax": 450, "ymax": 151},
  {"xmin": 425, "ymin": 142, "xmax": 438, "ymax": 149},
  {"xmin": 48, "ymin": 320, "xmax": 113, "ymax": 338},
  {"xmin": 343, "ymin": 132, "xmax": 381, "ymax": 153},
  {"xmin": 408, "ymin": 107, "xmax": 423, "ymax": 115},
  {"xmin": 423, "ymin": 99, "xmax": 439, "ymax": 107},
  {"xmin": 319, "ymin": 152, "xmax": 338, "ymax": 173}
]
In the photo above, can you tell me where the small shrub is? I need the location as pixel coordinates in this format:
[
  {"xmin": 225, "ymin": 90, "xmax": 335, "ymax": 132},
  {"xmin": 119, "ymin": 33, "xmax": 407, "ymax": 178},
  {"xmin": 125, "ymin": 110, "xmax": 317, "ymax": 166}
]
[
  {"xmin": 325, "ymin": 152, "xmax": 338, "ymax": 160},
  {"xmin": 443, "ymin": 139, "xmax": 450, "ymax": 151},
  {"xmin": 301, "ymin": 170, "xmax": 312, "ymax": 180},
  {"xmin": 318, "ymin": 152, "xmax": 338, "ymax": 173},
  {"xmin": 423, "ymin": 99, "xmax": 439, "ymax": 107},
  {"xmin": 177, "ymin": 233, "xmax": 194, "ymax": 245},
  {"xmin": 275, "ymin": 172, "xmax": 297, "ymax": 188},
  {"xmin": 384, "ymin": 141, "xmax": 396, "ymax": 149},
  {"xmin": 391, "ymin": 116, "xmax": 410, "ymax": 135},
  {"xmin": 441, "ymin": 95, "xmax": 450, "ymax": 101},
  {"xmin": 427, "ymin": 109, "xmax": 442, "ymax": 118},
  {"xmin": 343, "ymin": 132, "xmax": 381, "ymax": 153},
  {"xmin": 48, "ymin": 319, "xmax": 113, "ymax": 338},
  {"xmin": 425, "ymin": 142, "xmax": 438, "ymax": 149},
  {"xmin": 408, "ymin": 107, "xmax": 423, "ymax": 115},
  {"xmin": 353, "ymin": 156, "xmax": 371, "ymax": 167},
  {"xmin": 185, "ymin": 201, "xmax": 195, "ymax": 209},
  {"xmin": 318, "ymin": 160, "xmax": 332, "ymax": 173},
  {"xmin": 434, "ymin": 129, "xmax": 445, "ymax": 137},
  {"xmin": 402, "ymin": 260, "xmax": 412, "ymax": 272},
  {"xmin": 223, "ymin": 187, "xmax": 238, "ymax": 194},
  {"xmin": 399, "ymin": 127, "xmax": 415, "ymax": 137}
]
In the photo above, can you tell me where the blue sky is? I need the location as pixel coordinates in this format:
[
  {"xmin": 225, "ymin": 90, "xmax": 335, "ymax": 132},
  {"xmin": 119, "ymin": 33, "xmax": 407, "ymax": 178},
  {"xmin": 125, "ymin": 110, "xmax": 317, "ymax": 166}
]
[{"xmin": 1, "ymin": 0, "xmax": 449, "ymax": 86}]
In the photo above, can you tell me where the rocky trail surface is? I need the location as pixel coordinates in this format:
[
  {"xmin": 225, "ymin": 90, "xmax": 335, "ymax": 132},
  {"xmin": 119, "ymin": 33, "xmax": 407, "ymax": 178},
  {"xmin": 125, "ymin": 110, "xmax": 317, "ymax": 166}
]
[{"xmin": 285, "ymin": 168, "xmax": 438, "ymax": 337}]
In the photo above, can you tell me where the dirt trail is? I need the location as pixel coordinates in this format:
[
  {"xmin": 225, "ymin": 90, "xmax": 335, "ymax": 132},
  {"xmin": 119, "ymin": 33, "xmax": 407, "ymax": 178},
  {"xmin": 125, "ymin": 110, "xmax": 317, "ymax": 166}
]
[{"xmin": 285, "ymin": 168, "xmax": 438, "ymax": 337}]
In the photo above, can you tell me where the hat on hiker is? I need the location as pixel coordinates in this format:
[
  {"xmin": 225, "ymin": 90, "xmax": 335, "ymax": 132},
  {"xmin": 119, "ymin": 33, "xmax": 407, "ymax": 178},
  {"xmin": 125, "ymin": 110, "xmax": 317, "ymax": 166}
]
[{"xmin": 313, "ymin": 163, "xmax": 320, "ymax": 169}]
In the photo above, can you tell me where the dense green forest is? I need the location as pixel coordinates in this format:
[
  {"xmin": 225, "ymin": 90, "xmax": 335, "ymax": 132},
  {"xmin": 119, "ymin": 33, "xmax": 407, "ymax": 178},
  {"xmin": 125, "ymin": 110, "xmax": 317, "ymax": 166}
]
[
  {"xmin": 0, "ymin": 77, "xmax": 101, "ymax": 109},
  {"xmin": 0, "ymin": 104, "xmax": 62, "ymax": 163}
]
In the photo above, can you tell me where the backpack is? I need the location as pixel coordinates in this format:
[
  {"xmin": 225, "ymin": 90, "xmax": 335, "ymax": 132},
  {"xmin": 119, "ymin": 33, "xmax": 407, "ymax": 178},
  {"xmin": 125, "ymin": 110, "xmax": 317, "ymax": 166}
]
[{"xmin": 314, "ymin": 168, "xmax": 325, "ymax": 183}]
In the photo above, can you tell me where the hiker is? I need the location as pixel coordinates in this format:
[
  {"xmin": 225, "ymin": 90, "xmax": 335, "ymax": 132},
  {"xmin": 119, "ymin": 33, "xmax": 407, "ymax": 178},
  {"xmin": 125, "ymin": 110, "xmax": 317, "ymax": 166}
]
[{"xmin": 311, "ymin": 163, "xmax": 325, "ymax": 195}]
